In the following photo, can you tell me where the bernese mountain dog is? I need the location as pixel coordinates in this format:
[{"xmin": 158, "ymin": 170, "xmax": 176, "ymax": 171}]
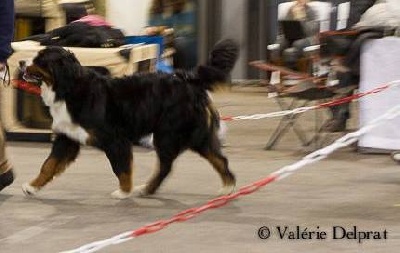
[{"xmin": 22, "ymin": 39, "xmax": 239, "ymax": 199}]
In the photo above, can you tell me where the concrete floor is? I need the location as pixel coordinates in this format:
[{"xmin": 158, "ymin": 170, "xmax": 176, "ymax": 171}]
[{"xmin": 1, "ymin": 85, "xmax": 400, "ymax": 253}]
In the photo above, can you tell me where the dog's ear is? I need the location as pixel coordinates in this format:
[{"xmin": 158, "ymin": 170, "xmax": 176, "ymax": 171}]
[{"xmin": 50, "ymin": 51, "xmax": 82, "ymax": 100}]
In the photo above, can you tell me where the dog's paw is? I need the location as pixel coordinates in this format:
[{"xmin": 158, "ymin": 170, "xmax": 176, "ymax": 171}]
[
  {"xmin": 133, "ymin": 184, "xmax": 149, "ymax": 197},
  {"xmin": 111, "ymin": 189, "xmax": 132, "ymax": 199},
  {"xmin": 22, "ymin": 183, "xmax": 39, "ymax": 197},
  {"xmin": 218, "ymin": 184, "xmax": 235, "ymax": 196}
]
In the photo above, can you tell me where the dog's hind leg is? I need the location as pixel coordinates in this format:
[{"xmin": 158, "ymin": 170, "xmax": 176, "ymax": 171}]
[
  {"xmin": 22, "ymin": 134, "xmax": 80, "ymax": 196},
  {"xmin": 137, "ymin": 155, "xmax": 175, "ymax": 196},
  {"xmin": 104, "ymin": 141, "xmax": 134, "ymax": 199},
  {"xmin": 135, "ymin": 140, "xmax": 180, "ymax": 196},
  {"xmin": 193, "ymin": 141, "xmax": 236, "ymax": 196}
]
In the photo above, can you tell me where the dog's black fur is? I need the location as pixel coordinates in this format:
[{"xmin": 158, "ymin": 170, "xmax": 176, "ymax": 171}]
[{"xmin": 23, "ymin": 39, "xmax": 239, "ymax": 198}]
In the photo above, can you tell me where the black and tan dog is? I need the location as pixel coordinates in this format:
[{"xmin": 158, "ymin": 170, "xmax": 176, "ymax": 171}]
[{"xmin": 22, "ymin": 39, "xmax": 239, "ymax": 199}]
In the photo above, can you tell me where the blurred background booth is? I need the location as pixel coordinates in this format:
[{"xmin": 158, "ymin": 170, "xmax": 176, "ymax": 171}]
[{"xmin": 6, "ymin": 0, "xmax": 354, "ymax": 142}]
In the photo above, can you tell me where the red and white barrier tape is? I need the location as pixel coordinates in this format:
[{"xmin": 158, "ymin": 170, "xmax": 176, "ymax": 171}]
[
  {"xmin": 221, "ymin": 80, "xmax": 399, "ymax": 121},
  {"xmin": 62, "ymin": 101, "xmax": 400, "ymax": 253}
]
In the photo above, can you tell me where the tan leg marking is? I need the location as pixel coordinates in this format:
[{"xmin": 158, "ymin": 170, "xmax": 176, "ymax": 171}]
[
  {"xmin": 205, "ymin": 153, "xmax": 235, "ymax": 187},
  {"xmin": 111, "ymin": 160, "xmax": 134, "ymax": 199},
  {"xmin": 117, "ymin": 171, "xmax": 133, "ymax": 193},
  {"xmin": 30, "ymin": 157, "xmax": 69, "ymax": 189}
]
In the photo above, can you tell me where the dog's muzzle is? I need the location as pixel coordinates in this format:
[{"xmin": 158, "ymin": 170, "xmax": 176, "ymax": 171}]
[
  {"xmin": 23, "ymin": 72, "xmax": 42, "ymax": 84},
  {"xmin": 18, "ymin": 60, "xmax": 41, "ymax": 84}
]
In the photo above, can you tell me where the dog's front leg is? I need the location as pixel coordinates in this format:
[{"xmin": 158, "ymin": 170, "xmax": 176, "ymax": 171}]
[
  {"xmin": 22, "ymin": 134, "xmax": 80, "ymax": 196},
  {"xmin": 104, "ymin": 141, "xmax": 133, "ymax": 199}
]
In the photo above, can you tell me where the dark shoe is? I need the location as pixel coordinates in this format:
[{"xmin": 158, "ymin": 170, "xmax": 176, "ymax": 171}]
[
  {"xmin": 0, "ymin": 169, "xmax": 14, "ymax": 192},
  {"xmin": 321, "ymin": 118, "xmax": 347, "ymax": 133}
]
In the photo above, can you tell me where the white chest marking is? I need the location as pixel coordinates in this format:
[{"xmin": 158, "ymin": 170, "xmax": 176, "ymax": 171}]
[{"xmin": 41, "ymin": 84, "xmax": 89, "ymax": 145}]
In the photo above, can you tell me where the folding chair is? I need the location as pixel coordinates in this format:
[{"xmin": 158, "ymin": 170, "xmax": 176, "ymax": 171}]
[
  {"xmin": 250, "ymin": 61, "xmax": 340, "ymax": 150},
  {"xmin": 264, "ymin": 89, "xmax": 310, "ymax": 149},
  {"xmin": 250, "ymin": 1, "xmax": 357, "ymax": 150}
]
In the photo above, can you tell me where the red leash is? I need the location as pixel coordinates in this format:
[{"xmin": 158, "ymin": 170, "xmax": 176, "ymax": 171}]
[{"xmin": 11, "ymin": 79, "xmax": 41, "ymax": 96}]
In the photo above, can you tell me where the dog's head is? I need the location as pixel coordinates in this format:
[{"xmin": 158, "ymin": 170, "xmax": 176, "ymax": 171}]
[{"xmin": 25, "ymin": 46, "xmax": 82, "ymax": 100}]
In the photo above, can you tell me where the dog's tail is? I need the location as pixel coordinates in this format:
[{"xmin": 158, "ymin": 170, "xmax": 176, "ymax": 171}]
[{"xmin": 197, "ymin": 39, "xmax": 239, "ymax": 91}]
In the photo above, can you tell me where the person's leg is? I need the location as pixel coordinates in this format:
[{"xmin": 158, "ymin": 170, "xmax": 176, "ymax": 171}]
[
  {"xmin": 323, "ymin": 71, "xmax": 355, "ymax": 132},
  {"xmin": 282, "ymin": 47, "xmax": 300, "ymax": 71},
  {"xmin": 284, "ymin": 37, "xmax": 314, "ymax": 72},
  {"xmin": 325, "ymin": 104, "xmax": 350, "ymax": 132},
  {"xmin": 292, "ymin": 37, "xmax": 314, "ymax": 53},
  {"xmin": 347, "ymin": 0, "xmax": 377, "ymax": 28},
  {"xmin": 0, "ymin": 124, "xmax": 14, "ymax": 192}
]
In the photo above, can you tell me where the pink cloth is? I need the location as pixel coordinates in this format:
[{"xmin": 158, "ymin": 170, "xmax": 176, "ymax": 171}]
[{"xmin": 73, "ymin": 15, "xmax": 112, "ymax": 27}]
